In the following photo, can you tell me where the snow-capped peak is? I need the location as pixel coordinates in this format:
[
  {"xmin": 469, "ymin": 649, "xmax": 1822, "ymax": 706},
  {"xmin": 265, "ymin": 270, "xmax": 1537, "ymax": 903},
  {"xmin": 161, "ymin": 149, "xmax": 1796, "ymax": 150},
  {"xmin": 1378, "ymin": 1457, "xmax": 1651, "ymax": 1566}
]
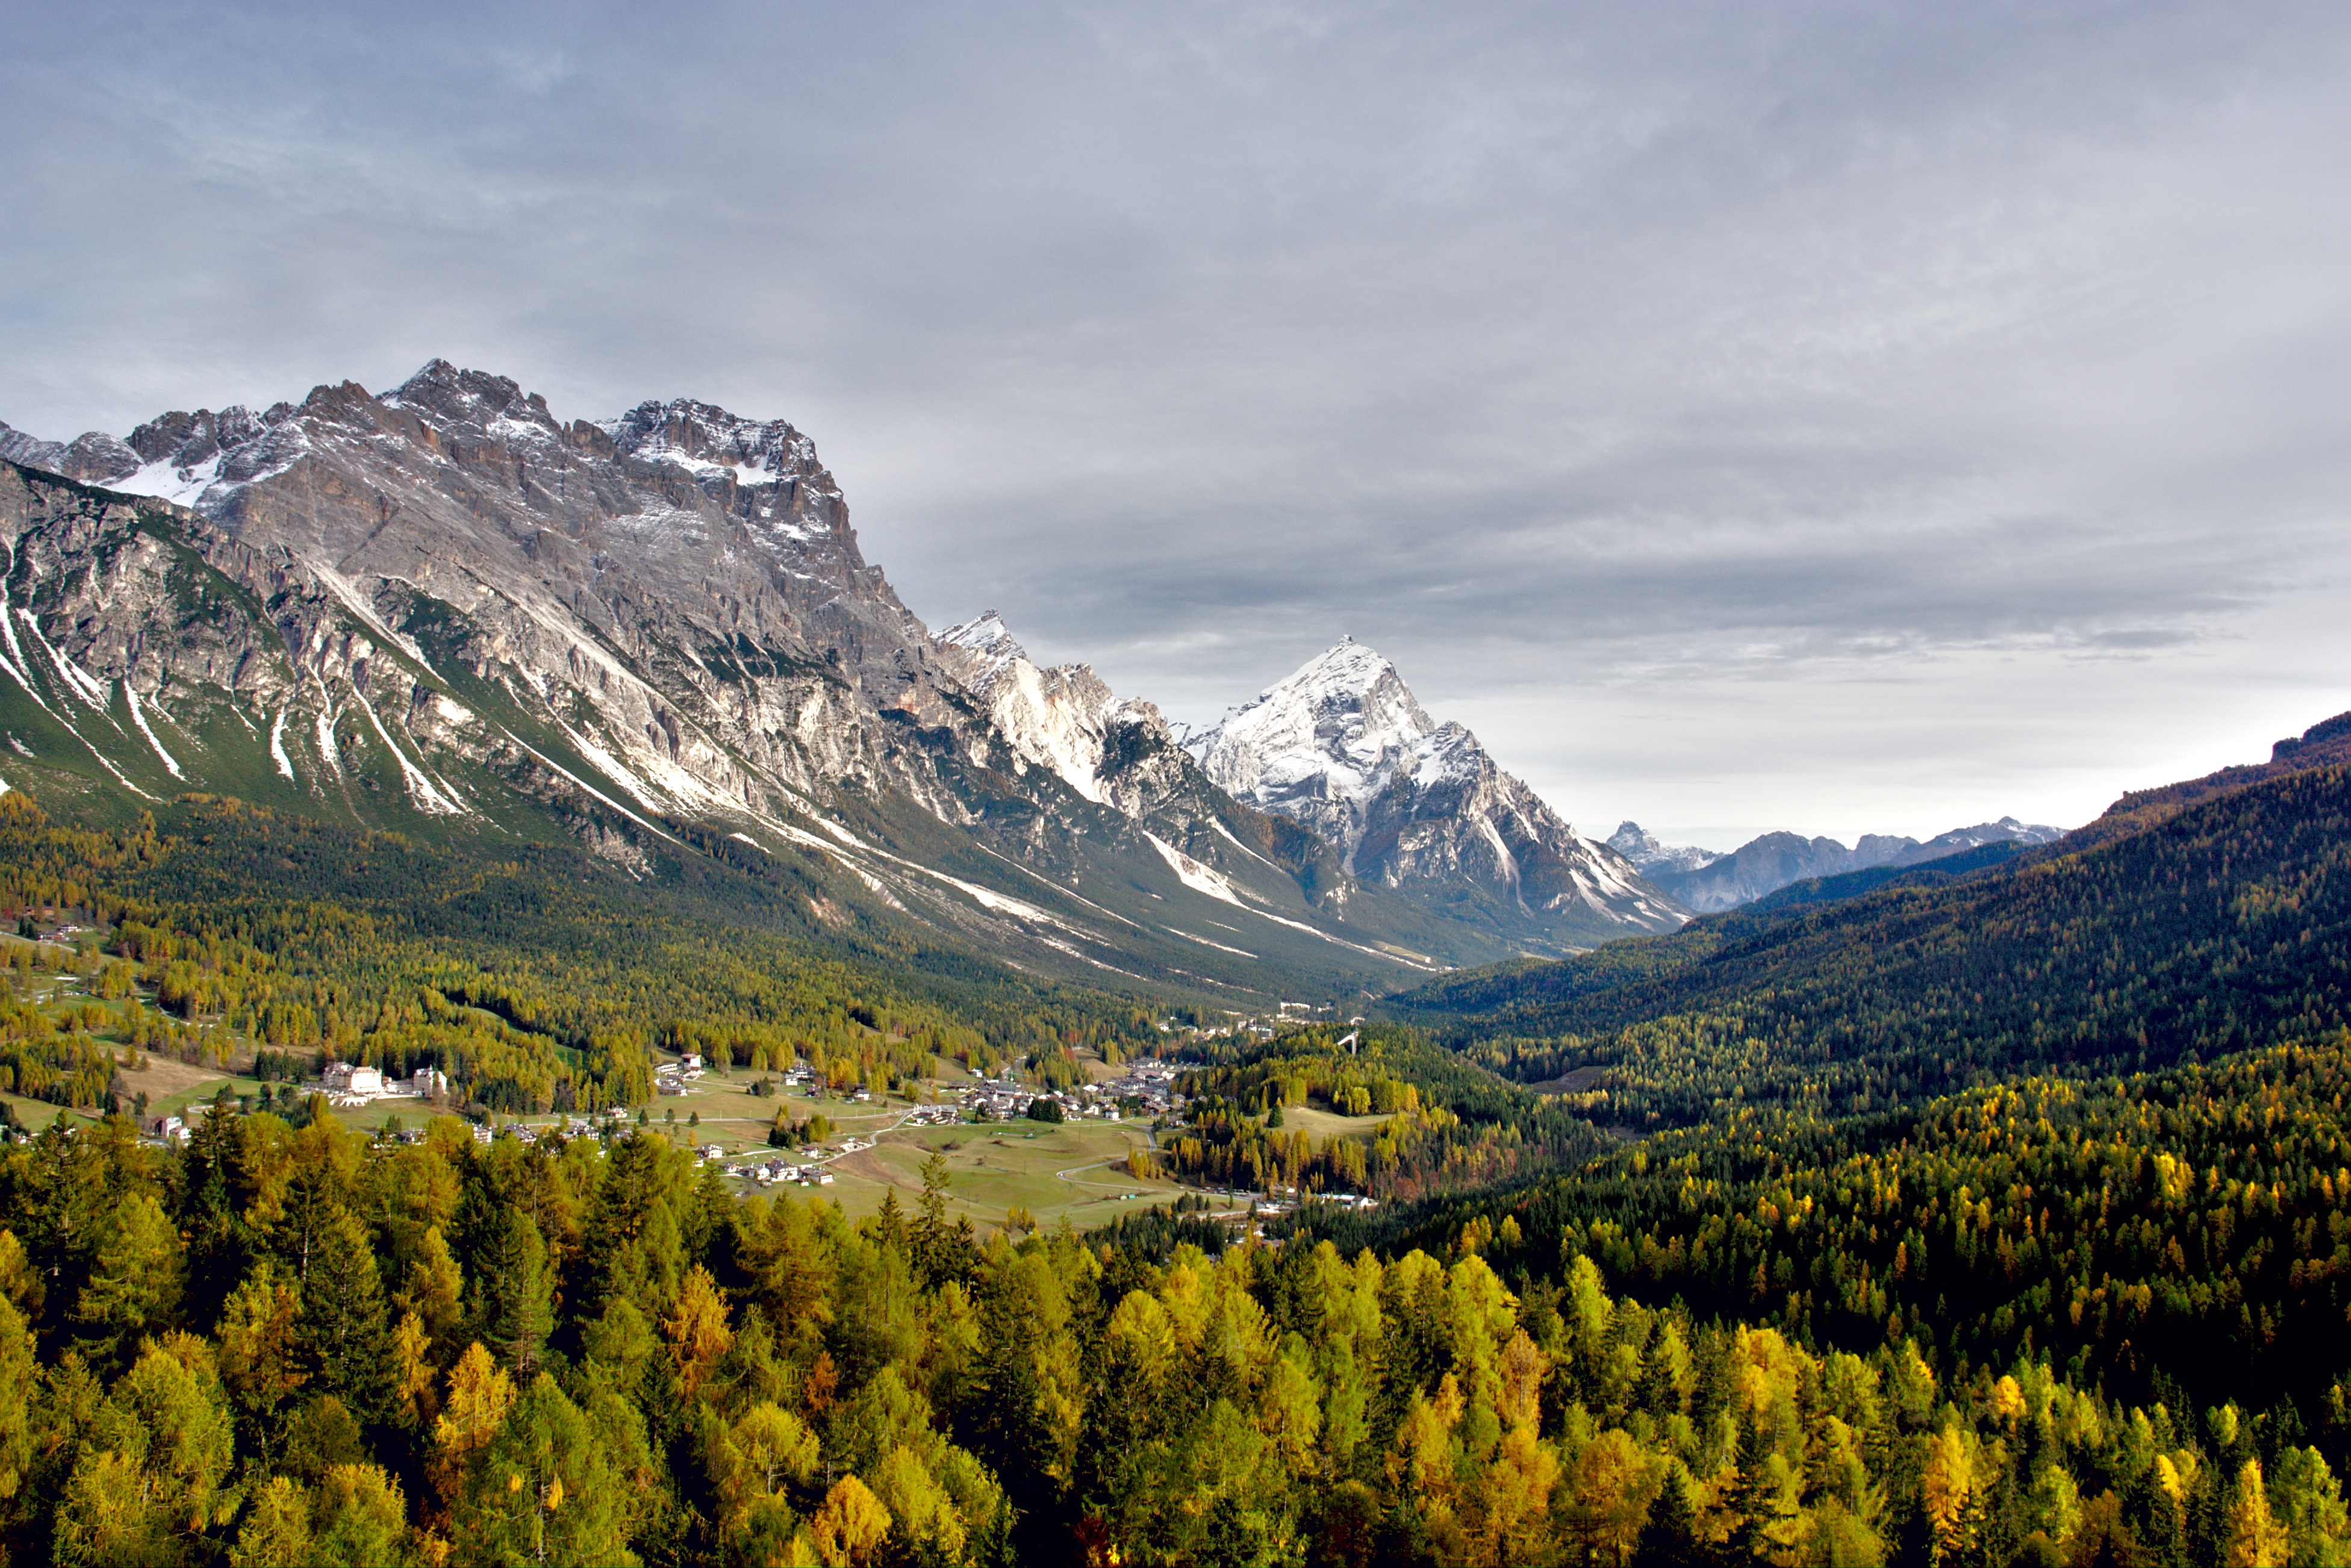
[
  {"xmin": 1188, "ymin": 639, "xmax": 1444, "ymax": 817},
  {"xmin": 932, "ymin": 610, "xmax": 1130, "ymax": 803},
  {"xmin": 1192, "ymin": 641, "xmax": 1688, "ymax": 936}
]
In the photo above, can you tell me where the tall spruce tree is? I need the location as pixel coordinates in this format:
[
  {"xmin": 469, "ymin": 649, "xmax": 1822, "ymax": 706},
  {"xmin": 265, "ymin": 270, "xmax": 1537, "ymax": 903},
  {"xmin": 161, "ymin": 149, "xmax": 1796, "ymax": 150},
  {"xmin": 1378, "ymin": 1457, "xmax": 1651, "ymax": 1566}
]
[{"xmin": 298, "ymin": 1211, "xmax": 391, "ymax": 1420}]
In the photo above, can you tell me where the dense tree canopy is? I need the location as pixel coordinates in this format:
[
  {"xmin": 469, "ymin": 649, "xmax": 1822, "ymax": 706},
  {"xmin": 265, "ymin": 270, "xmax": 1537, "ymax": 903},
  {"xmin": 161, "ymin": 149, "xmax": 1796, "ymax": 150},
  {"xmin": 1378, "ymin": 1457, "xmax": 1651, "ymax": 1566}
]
[
  {"xmin": 8, "ymin": 1095, "xmax": 2347, "ymax": 1566},
  {"xmin": 1397, "ymin": 761, "xmax": 2351, "ymax": 1128}
]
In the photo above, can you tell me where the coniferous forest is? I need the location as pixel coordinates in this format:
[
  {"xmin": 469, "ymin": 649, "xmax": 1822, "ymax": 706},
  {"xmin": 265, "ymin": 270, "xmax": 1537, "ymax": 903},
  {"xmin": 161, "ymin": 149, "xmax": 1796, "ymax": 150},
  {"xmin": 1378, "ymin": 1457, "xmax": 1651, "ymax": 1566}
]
[{"xmin": 6, "ymin": 750, "xmax": 2351, "ymax": 1563}]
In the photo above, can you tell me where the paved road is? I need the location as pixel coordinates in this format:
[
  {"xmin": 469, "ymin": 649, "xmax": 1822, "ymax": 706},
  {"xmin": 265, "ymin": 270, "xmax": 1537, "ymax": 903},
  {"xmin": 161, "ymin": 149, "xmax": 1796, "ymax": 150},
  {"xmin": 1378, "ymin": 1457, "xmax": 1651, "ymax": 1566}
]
[{"xmin": 1053, "ymin": 1124, "xmax": 1162, "ymax": 1199}]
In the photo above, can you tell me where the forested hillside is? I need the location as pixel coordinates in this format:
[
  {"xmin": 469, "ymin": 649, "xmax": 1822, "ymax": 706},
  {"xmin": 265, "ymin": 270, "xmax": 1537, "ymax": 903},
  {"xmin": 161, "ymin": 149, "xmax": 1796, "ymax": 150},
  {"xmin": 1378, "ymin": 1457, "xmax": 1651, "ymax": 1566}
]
[
  {"xmin": 1393, "ymin": 758, "xmax": 2351, "ymax": 1128},
  {"xmin": 0, "ymin": 788, "xmax": 1162, "ymax": 1121},
  {"xmin": 1329, "ymin": 1036, "xmax": 2351, "ymax": 1416},
  {"xmin": 1151, "ymin": 1026, "xmax": 1613, "ymax": 1205}
]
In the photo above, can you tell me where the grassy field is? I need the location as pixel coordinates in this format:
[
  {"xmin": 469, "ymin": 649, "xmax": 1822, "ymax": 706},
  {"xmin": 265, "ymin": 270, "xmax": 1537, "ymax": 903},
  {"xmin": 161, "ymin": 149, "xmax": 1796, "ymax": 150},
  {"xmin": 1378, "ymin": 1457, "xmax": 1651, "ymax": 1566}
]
[
  {"xmin": 651, "ymin": 1061, "xmax": 1196, "ymax": 1230},
  {"xmin": 809, "ymin": 1118, "xmax": 1191, "ymax": 1228},
  {"xmin": 1279, "ymin": 1103, "xmax": 1383, "ymax": 1143},
  {"xmin": 2, "ymin": 1087, "xmax": 98, "ymax": 1132}
]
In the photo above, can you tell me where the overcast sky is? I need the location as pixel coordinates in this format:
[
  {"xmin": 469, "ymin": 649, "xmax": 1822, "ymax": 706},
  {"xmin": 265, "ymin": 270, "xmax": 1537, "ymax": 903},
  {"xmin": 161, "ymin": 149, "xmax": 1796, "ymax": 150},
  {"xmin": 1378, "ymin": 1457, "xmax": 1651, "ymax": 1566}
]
[{"xmin": 7, "ymin": 2, "xmax": 2350, "ymax": 847}]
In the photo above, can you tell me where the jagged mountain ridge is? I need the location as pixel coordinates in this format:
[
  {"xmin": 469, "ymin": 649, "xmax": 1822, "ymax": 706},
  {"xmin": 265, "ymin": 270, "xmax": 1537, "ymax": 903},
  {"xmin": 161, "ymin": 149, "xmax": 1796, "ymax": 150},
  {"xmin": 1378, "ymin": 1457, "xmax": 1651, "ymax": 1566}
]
[
  {"xmin": 926, "ymin": 609, "xmax": 1420, "ymax": 945},
  {"xmin": 1614, "ymin": 817, "xmax": 2065, "ymax": 912},
  {"xmin": 1603, "ymin": 822, "xmax": 1719, "ymax": 877},
  {"xmin": 1186, "ymin": 640, "xmax": 1687, "ymax": 950},
  {"xmin": 0, "ymin": 364, "xmax": 1602, "ymax": 994},
  {"xmin": 934, "ymin": 611, "xmax": 1159, "ymax": 812}
]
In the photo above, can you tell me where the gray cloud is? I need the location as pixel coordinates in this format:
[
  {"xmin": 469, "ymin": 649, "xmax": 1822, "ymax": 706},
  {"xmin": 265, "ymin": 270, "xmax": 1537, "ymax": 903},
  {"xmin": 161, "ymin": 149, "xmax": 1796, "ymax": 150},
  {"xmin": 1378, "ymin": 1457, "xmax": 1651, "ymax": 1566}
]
[{"xmin": 6, "ymin": 1, "xmax": 2350, "ymax": 843}]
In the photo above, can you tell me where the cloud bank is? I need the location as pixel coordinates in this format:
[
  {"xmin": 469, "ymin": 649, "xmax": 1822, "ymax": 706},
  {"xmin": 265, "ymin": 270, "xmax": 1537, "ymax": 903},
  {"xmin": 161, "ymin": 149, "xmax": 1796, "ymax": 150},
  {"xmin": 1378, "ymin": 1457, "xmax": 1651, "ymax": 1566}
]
[{"xmin": 6, "ymin": 1, "xmax": 2349, "ymax": 844}]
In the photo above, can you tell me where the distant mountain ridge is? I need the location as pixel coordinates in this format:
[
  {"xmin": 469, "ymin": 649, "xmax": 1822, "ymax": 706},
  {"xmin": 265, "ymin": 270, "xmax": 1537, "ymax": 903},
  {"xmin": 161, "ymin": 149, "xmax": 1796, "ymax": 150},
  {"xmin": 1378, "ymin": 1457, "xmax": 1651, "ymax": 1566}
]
[
  {"xmin": 1602, "ymin": 822, "xmax": 1717, "ymax": 876},
  {"xmin": 1608, "ymin": 815, "xmax": 2063, "ymax": 911},
  {"xmin": 1743, "ymin": 838, "xmax": 2030, "ymax": 912}
]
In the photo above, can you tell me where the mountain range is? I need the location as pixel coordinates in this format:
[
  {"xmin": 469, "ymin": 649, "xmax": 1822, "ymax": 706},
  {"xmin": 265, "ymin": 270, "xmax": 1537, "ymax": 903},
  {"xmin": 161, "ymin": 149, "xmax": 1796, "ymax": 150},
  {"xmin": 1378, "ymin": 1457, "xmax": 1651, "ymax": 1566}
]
[
  {"xmin": 1397, "ymin": 706, "xmax": 2351, "ymax": 1115},
  {"xmin": 0, "ymin": 362, "xmax": 1698, "ymax": 1002},
  {"xmin": 1607, "ymin": 814, "xmax": 2063, "ymax": 911}
]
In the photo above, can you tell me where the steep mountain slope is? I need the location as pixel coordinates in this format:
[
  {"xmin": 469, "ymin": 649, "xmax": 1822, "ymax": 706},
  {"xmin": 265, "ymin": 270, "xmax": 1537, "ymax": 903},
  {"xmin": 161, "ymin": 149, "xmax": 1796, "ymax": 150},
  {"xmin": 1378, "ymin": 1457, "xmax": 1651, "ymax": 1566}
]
[
  {"xmin": 1612, "ymin": 817, "xmax": 2061, "ymax": 911},
  {"xmin": 2061, "ymin": 709, "xmax": 2351, "ymax": 852},
  {"xmin": 928, "ymin": 611, "xmax": 1516, "ymax": 968},
  {"xmin": 0, "ymin": 364, "xmax": 1577, "ymax": 998},
  {"xmin": 1388, "ymin": 717, "xmax": 2351, "ymax": 1122},
  {"xmin": 1188, "ymin": 640, "xmax": 1687, "ymax": 951}
]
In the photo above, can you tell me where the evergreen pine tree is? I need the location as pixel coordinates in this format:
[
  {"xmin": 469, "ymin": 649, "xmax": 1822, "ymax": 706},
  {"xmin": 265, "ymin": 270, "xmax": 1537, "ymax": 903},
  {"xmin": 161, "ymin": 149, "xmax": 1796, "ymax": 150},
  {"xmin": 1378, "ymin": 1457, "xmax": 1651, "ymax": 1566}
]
[
  {"xmin": 470, "ymin": 1208, "xmax": 555, "ymax": 1375},
  {"xmin": 298, "ymin": 1212, "xmax": 392, "ymax": 1420},
  {"xmin": 1633, "ymin": 1459, "xmax": 1703, "ymax": 1567}
]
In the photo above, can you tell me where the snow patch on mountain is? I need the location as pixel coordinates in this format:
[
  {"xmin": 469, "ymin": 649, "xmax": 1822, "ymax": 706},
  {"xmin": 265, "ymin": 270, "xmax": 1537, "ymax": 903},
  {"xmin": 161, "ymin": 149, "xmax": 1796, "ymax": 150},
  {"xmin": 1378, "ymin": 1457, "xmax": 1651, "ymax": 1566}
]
[
  {"xmin": 599, "ymin": 394, "xmax": 824, "ymax": 478},
  {"xmin": 122, "ymin": 683, "xmax": 184, "ymax": 779},
  {"xmin": 1142, "ymin": 830, "xmax": 1250, "ymax": 907},
  {"xmin": 107, "ymin": 455, "xmax": 228, "ymax": 509}
]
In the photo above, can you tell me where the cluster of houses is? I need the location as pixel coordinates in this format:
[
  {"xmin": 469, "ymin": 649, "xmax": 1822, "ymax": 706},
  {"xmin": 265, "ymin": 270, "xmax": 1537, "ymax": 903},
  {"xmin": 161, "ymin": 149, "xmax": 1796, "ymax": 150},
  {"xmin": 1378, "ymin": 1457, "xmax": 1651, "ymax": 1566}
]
[
  {"xmin": 655, "ymin": 1054, "xmax": 708, "ymax": 1096},
  {"xmin": 1096, "ymin": 1059, "xmax": 1185, "ymax": 1116},
  {"xmin": 134, "ymin": 1060, "xmax": 452, "ymax": 1143},
  {"xmin": 738, "ymin": 1158, "xmax": 836, "ymax": 1187},
  {"xmin": 369, "ymin": 1113, "xmax": 621, "ymax": 1148},
  {"xmin": 956, "ymin": 1078, "xmax": 1071, "ymax": 1121},
  {"xmin": 1187, "ymin": 1184, "xmax": 1379, "ymax": 1218},
  {"xmin": 944, "ymin": 1058, "xmax": 1188, "ymax": 1125},
  {"xmin": 777, "ymin": 1066, "xmax": 873, "ymax": 1104}
]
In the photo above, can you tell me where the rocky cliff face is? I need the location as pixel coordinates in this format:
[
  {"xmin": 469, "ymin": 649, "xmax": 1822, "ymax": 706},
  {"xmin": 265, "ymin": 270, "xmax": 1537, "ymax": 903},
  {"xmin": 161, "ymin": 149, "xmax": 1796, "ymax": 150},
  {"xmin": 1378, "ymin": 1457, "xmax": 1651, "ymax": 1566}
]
[
  {"xmin": 1189, "ymin": 641, "xmax": 1687, "ymax": 948},
  {"xmin": 935, "ymin": 611, "xmax": 1154, "ymax": 811},
  {"xmin": 0, "ymin": 364, "xmax": 1586, "ymax": 989},
  {"xmin": 929, "ymin": 610, "xmax": 1416, "ymax": 945},
  {"xmin": 2, "ymin": 362, "xmax": 961, "ymax": 820},
  {"xmin": 0, "ymin": 419, "xmax": 144, "ymax": 485}
]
